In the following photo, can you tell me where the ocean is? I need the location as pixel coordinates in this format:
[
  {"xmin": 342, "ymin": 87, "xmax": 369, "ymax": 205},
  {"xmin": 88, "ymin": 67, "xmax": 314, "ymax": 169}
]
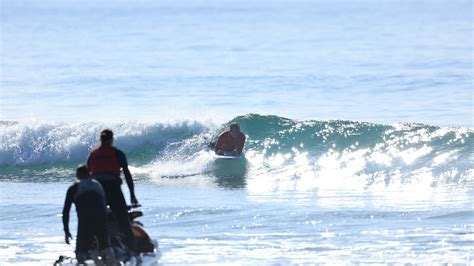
[{"xmin": 1, "ymin": 0, "xmax": 473, "ymax": 264}]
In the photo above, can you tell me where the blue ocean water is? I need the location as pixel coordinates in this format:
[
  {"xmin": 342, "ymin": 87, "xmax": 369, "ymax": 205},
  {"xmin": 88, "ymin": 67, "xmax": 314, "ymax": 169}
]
[
  {"xmin": 2, "ymin": 0, "xmax": 472, "ymax": 126},
  {"xmin": 1, "ymin": 0, "xmax": 473, "ymax": 264}
]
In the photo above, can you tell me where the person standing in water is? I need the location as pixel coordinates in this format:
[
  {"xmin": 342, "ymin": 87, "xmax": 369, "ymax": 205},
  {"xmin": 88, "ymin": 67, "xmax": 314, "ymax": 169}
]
[
  {"xmin": 87, "ymin": 129, "xmax": 139, "ymax": 254},
  {"xmin": 62, "ymin": 165, "xmax": 115, "ymax": 264},
  {"xmin": 214, "ymin": 123, "xmax": 246, "ymax": 156}
]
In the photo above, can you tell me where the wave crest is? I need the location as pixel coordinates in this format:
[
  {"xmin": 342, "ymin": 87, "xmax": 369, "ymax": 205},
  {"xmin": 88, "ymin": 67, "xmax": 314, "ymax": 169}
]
[{"xmin": 1, "ymin": 115, "xmax": 472, "ymax": 188}]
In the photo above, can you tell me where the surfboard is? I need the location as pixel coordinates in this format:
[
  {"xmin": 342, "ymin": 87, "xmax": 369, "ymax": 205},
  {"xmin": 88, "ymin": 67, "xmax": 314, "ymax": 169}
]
[{"xmin": 212, "ymin": 153, "xmax": 245, "ymax": 160}]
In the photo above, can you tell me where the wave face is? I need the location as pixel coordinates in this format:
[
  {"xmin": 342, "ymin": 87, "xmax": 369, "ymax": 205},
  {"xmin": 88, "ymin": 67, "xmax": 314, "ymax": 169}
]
[{"xmin": 1, "ymin": 114, "xmax": 473, "ymax": 188}]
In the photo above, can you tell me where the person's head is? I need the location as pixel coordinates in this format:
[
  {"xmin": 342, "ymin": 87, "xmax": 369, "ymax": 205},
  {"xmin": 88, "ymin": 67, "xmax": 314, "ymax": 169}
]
[
  {"xmin": 76, "ymin": 164, "xmax": 89, "ymax": 179},
  {"xmin": 100, "ymin": 129, "xmax": 114, "ymax": 146},
  {"xmin": 229, "ymin": 123, "xmax": 241, "ymax": 137}
]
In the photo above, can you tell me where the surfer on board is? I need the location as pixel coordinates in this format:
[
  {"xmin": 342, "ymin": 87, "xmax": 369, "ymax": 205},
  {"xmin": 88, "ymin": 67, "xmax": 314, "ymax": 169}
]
[{"xmin": 213, "ymin": 123, "xmax": 246, "ymax": 156}]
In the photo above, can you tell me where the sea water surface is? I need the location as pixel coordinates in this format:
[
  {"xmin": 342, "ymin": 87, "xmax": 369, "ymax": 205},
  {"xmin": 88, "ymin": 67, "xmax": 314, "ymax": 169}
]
[
  {"xmin": 2, "ymin": 0, "xmax": 472, "ymax": 126},
  {"xmin": 1, "ymin": 0, "xmax": 473, "ymax": 264}
]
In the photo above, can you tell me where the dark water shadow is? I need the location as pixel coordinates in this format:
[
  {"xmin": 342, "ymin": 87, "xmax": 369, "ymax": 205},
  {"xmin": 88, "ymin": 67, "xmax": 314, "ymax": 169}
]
[{"xmin": 210, "ymin": 159, "xmax": 248, "ymax": 189}]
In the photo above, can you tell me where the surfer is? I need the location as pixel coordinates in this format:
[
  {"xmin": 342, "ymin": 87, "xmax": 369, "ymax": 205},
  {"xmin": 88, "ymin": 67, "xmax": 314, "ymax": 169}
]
[
  {"xmin": 62, "ymin": 165, "xmax": 115, "ymax": 264},
  {"xmin": 213, "ymin": 123, "xmax": 246, "ymax": 156},
  {"xmin": 87, "ymin": 129, "xmax": 139, "ymax": 254}
]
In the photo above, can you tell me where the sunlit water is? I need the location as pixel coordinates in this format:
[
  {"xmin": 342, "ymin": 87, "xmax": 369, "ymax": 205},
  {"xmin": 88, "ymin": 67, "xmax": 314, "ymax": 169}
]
[
  {"xmin": 1, "ymin": 0, "xmax": 473, "ymax": 264},
  {"xmin": 1, "ymin": 116, "xmax": 473, "ymax": 264},
  {"xmin": 1, "ymin": 181, "xmax": 473, "ymax": 264}
]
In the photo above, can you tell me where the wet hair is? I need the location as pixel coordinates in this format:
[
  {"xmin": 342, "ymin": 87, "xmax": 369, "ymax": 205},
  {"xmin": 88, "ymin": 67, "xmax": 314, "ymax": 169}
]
[
  {"xmin": 230, "ymin": 123, "xmax": 240, "ymax": 129},
  {"xmin": 76, "ymin": 164, "xmax": 89, "ymax": 179},
  {"xmin": 100, "ymin": 129, "xmax": 114, "ymax": 143}
]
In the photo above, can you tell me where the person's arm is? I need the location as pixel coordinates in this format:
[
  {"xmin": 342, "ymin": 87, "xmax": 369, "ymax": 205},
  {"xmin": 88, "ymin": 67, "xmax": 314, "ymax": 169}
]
[
  {"xmin": 236, "ymin": 134, "xmax": 246, "ymax": 154},
  {"xmin": 214, "ymin": 133, "xmax": 224, "ymax": 150},
  {"xmin": 214, "ymin": 132, "xmax": 227, "ymax": 154},
  {"xmin": 62, "ymin": 185, "xmax": 75, "ymax": 244},
  {"xmin": 116, "ymin": 149, "xmax": 139, "ymax": 206},
  {"xmin": 86, "ymin": 153, "xmax": 91, "ymax": 173}
]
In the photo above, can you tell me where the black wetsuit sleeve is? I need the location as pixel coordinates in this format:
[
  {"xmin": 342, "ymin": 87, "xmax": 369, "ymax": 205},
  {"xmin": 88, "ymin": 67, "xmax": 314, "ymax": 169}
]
[
  {"xmin": 86, "ymin": 154, "xmax": 91, "ymax": 172},
  {"xmin": 115, "ymin": 149, "xmax": 136, "ymax": 199},
  {"xmin": 62, "ymin": 184, "xmax": 77, "ymax": 235},
  {"xmin": 237, "ymin": 133, "xmax": 246, "ymax": 154}
]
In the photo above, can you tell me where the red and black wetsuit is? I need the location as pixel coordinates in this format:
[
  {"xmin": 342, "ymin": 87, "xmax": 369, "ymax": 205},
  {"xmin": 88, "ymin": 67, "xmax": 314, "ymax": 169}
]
[
  {"xmin": 62, "ymin": 179, "xmax": 109, "ymax": 255},
  {"xmin": 215, "ymin": 131, "xmax": 246, "ymax": 154},
  {"xmin": 87, "ymin": 145, "xmax": 136, "ymax": 252}
]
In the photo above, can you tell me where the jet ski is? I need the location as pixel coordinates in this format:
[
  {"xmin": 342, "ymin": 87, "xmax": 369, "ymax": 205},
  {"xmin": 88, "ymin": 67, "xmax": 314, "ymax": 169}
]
[{"xmin": 54, "ymin": 206, "xmax": 160, "ymax": 265}]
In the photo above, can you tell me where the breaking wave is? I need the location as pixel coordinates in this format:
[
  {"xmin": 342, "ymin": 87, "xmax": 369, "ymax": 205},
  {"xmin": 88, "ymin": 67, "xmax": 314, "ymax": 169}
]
[{"xmin": 1, "ymin": 114, "xmax": 473, "ymax": 188}]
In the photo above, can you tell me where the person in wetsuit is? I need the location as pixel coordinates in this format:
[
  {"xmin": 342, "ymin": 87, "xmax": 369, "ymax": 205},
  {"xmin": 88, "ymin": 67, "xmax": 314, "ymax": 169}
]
[
  {"xmin": 214, "ymin": 123, "xmax": 246, "ymax": 156},
  {"xmin": 62, "ymin": 165, "xmax": 115, "ymax": 263},
  {"xmin": 87, "ymin": 129, "xmax": 139, "ymax": 254}
]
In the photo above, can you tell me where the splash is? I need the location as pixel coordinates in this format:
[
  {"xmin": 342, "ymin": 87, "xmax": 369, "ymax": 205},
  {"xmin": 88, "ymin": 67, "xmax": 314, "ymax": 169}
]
[{"xmin": 1, "ymin": 115, "xmax": 472, "ymax": 190}]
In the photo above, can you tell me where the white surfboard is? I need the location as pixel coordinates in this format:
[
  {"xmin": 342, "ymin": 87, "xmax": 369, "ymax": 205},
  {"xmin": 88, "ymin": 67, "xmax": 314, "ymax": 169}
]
[{"xmin": 212, "ymin": 152, "xmax": 245, "ymax": 160}]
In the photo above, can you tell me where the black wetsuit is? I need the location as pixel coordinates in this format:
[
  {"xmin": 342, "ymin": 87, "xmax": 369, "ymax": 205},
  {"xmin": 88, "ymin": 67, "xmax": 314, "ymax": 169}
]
[
  {"xmin": 62, "ymin": 179, "xmax": 109, "ymax": 253},
  {"xmin": 87, "ymin": 148, "xmax": 136, "ymax": 252}
]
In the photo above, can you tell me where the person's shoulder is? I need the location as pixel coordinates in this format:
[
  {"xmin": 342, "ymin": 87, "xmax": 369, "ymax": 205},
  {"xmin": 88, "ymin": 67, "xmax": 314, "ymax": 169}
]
[
  {"xmin": 113, "ymin": 147, "xmax": 126, "ymax": 156},
  {"xmin": 67, "ymin": 181, "xmax": 79, "ymax": 192},
  {"xmin": 218, "ymin": 130, "xmax": 230, "ymax": 138},
  {"xmin": 239, "ymin": 132, "xmax": 246, "ymax": 139},
  {"xmin": 113, "ymin": 147, "xmax": 128, "ymax": 166},
  {"xmin": 89, "ymin": 145, "xmax": 101, "ymax": 152},
  {"xmin": 90, "ymin": 178, "xmax": 101, "ymax": 185},
  {"xmin": 90, "ymin": 179, "xmax": 105, "ymax": 189}
]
